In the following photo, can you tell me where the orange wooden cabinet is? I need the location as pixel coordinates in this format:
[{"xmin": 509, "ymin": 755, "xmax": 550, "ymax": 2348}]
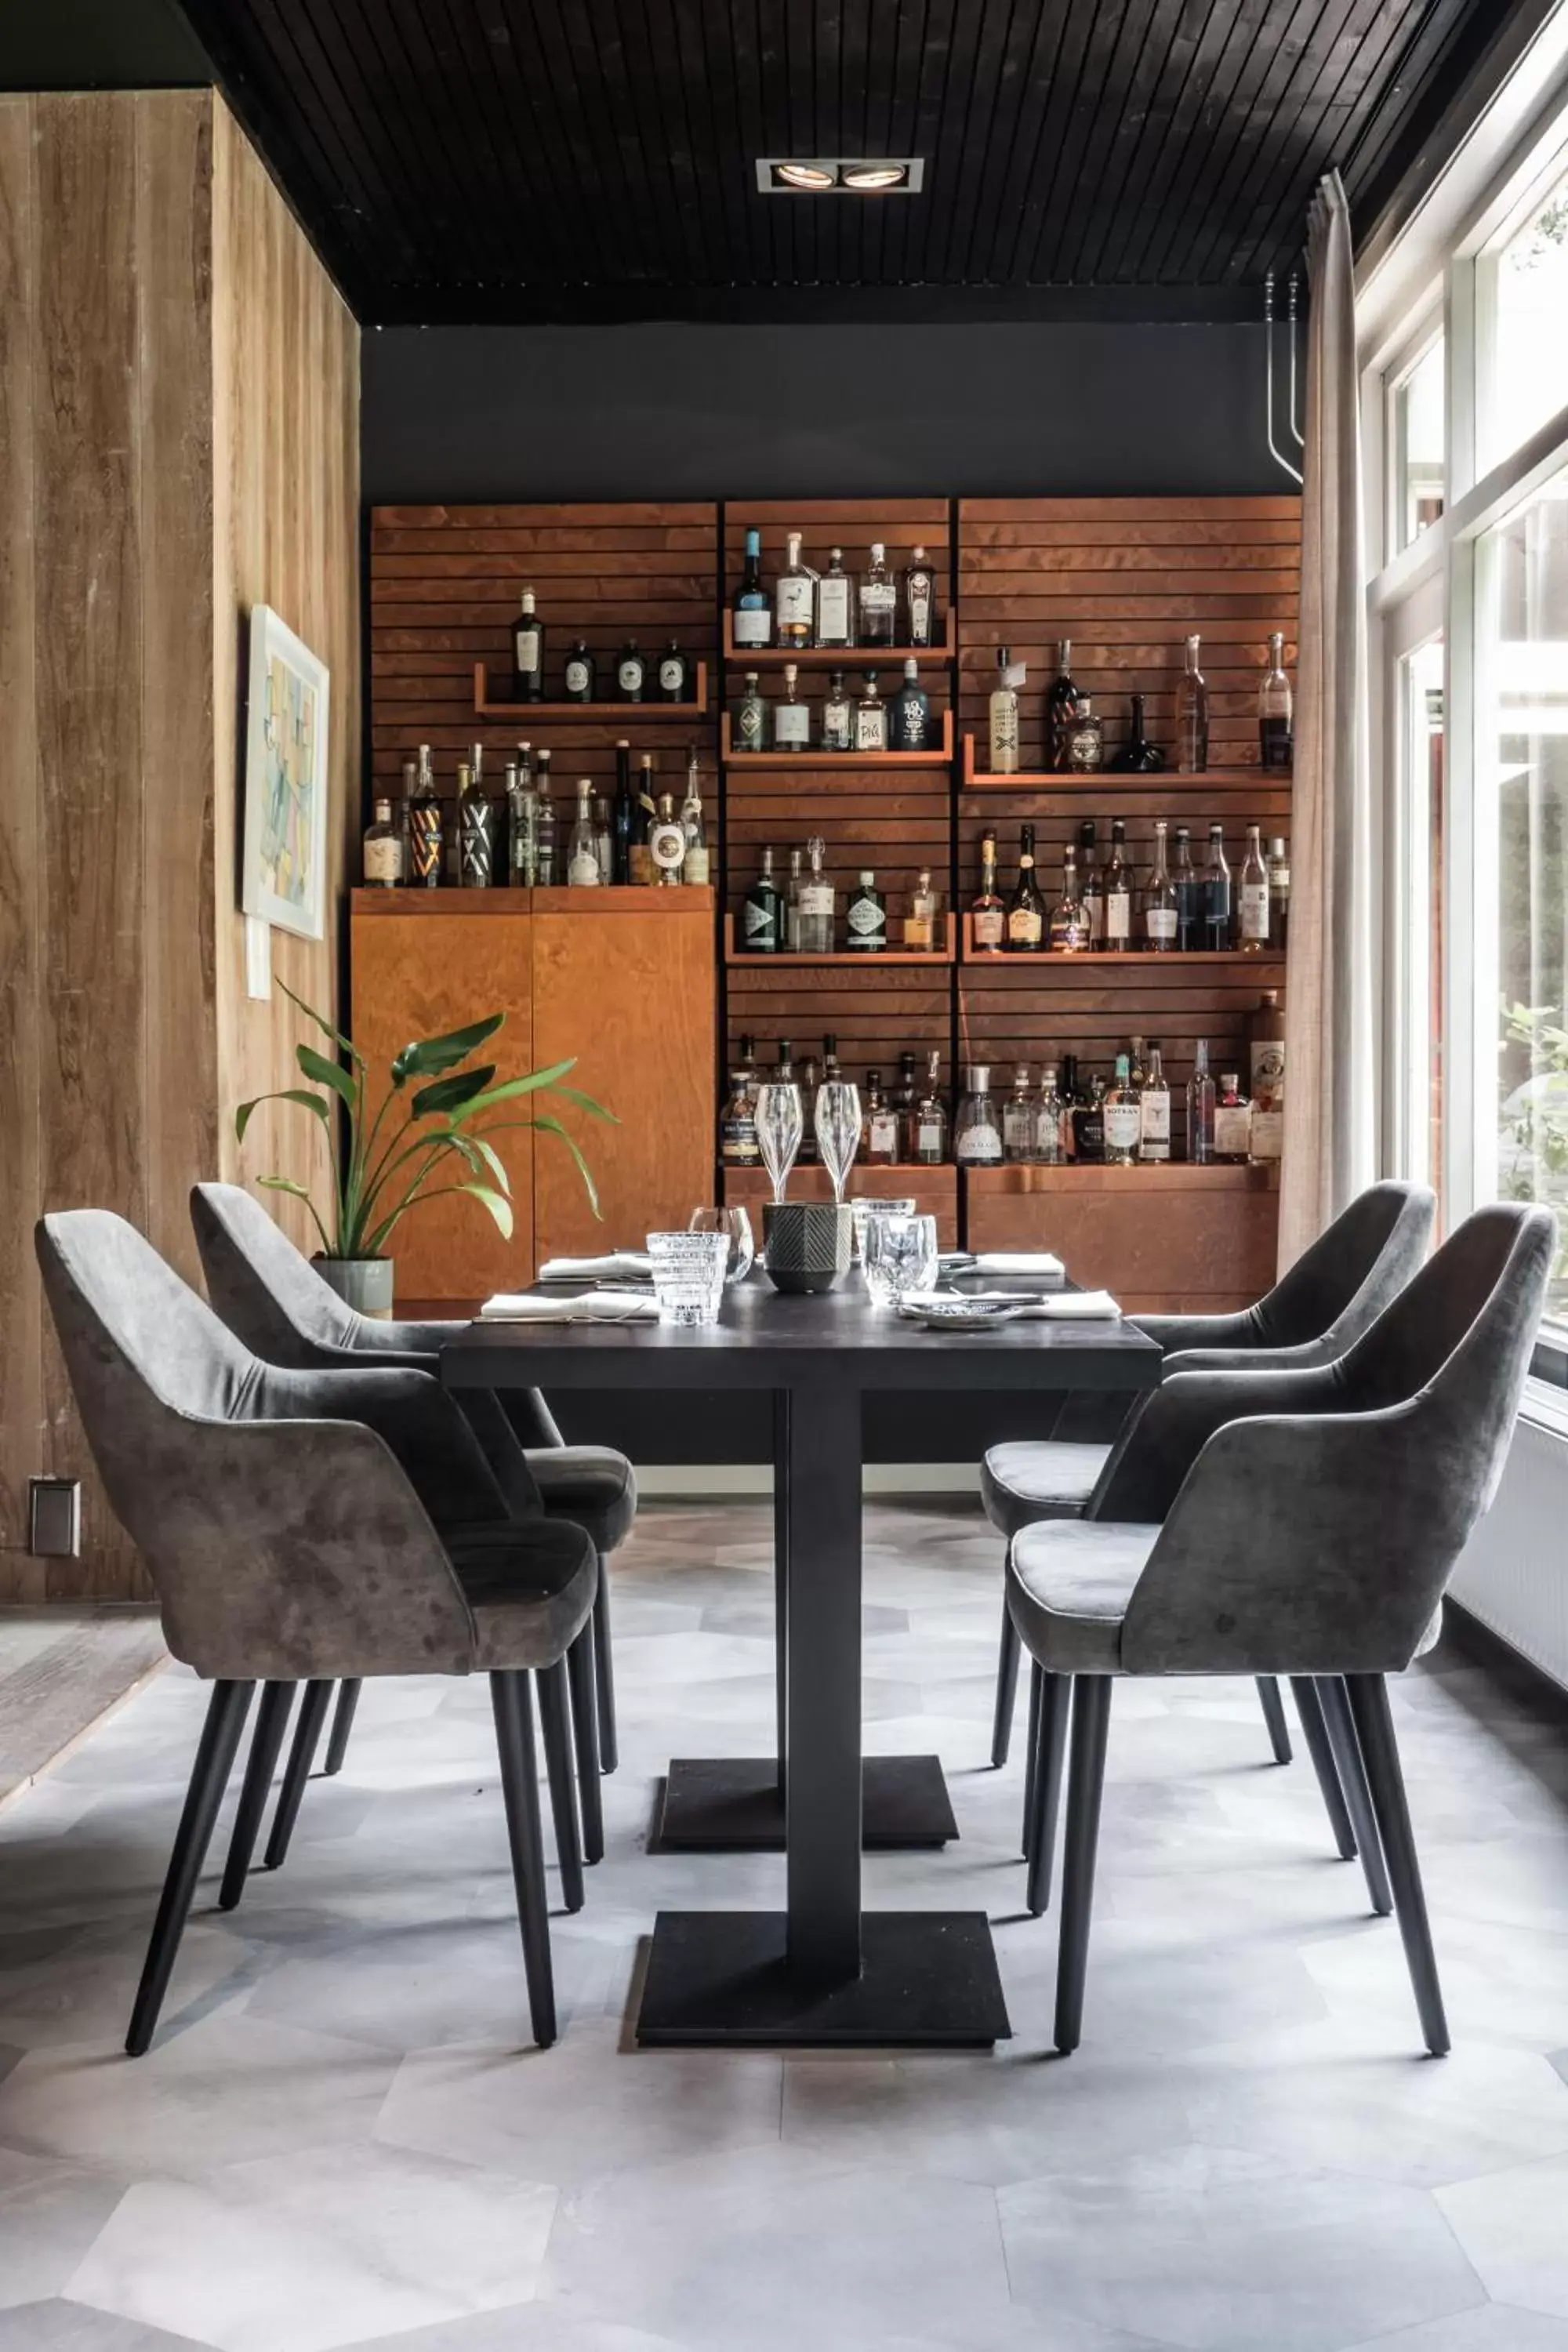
[
  {"xmin": 963, "ymin": 1163, "xmax": 1279, "ymax": 1316},
  {"xmin": 350, "ymin": 888, "xmax": 717, "ymax": 1299}
]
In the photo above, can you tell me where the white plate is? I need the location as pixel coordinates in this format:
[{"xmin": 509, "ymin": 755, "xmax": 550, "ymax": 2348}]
[{"xmin": 895, "ymin": 1295, "xmax": 1022, "ymax": 1332}]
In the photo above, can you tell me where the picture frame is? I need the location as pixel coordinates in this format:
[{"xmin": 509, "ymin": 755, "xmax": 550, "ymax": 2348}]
[{"xmin": 241, "ymin": 603, "xmax": 331, "ymax": 942}]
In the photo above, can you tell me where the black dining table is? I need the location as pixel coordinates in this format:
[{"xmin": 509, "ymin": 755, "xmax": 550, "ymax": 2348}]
[{"xmin": 442, "ymin": 1275, "xmax": 1161, "ymax": 2049}]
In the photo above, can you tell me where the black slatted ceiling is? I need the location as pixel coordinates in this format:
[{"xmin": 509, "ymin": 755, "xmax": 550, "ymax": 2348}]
[{"xmin": 178, "ymin": 0, "xmax": 1521, "ymax": 323}]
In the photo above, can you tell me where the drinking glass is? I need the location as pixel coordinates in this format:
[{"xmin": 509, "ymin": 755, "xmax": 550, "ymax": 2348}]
[
  {"xmin": 814, "ymin": 1080, "xmax": 863, "ymax": 1204},
  {"xmin": 850, "ymin": 1194, "xmax": 917, "ymax": 1265},
  {"xmin": 647, "ymin": 1229, "xmax": 728, "ymax": 1325},
  {"xmin": 862, "ymin": 1213, "xmax": 940, "ymax": 1307},
  {"xmin": 688, "ymin": 1205, "xmax": 756, "ymax": 1286},
  {"xmin": 755, "ymin": 1083, "xmax": 804, "ymax": 1205}
]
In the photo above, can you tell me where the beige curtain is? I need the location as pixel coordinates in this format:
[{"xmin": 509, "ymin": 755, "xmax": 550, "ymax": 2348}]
[{"xmin": 1280, "ymin": 171, "xmax": 1377, "ymax": 1269}]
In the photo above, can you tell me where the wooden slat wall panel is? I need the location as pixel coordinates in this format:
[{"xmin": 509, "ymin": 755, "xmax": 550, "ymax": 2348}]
[{"xmin": 726, "ymin": 968, "xmax": 953, "ymax": 1090}]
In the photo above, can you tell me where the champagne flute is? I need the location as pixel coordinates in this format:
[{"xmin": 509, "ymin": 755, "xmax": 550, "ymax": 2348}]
[
  {"xmin": 814, "ymin": 1079, "xmax": 862, "ymax": 1206},
  {"xmin": 755, "ymin": 1083, "xmax": 804, "ymax": 1205}
]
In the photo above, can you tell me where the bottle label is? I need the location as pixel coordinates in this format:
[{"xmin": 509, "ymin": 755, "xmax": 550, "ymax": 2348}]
[
  {"xmin": 1007, "ymin": 906, "xmax": 1043, "ymax": 946},
  {"xmin": 855, "ymin": 707, "xmax": 887, "ymax": 752},
  {"xmin": 847, "ymin": 896, "xmax": 885, "ymax": 941},
  {"xmin": 859, "ymin": 583, "xmax": 896, "ymax": 629},
  {"xmin": 515, "ymin": 626, "xmax": 541, "ymax": 673},
  {"xmin": 775, "ymin": 578, "xmax": 813, "ymax": 627},
  {"xmin": 869, "ymin": 1112, "xmax": 898, "ymax": 1155},
  {"xmin": 1104, "ymin": 1104, "xmax": 1142, "ymax": 1152},
  {"xmin": 800, "ymin": 882, "xmax": 834, "ymax": 916},
  {"xmin": 618, "ymin": 659, "xmax": 644, "ymax": 692},
  {"xmin": 721, "ymin": 1116, "xmax": 760, "ymax": 1166},
  {"xmin": 1146, "ymin": 907, "xmax": 1177, "ymax": 942},
  {"xmin": 956, "ymin": 1127, "xmax": 1004, "ymax": 1164},
  {"xmin": 989, "ymin": 701, "xmax": 1019, "ymax": 766},
  {"xmin": 816, "ymin": 577, "xmax": 851, "ymax": 642},
  {"xmin": 683, "ymin": 844, "xmax": 710, "ymax": 887},
  {"xmin": 1139, "ymin": 1093, "xmax": 1171, "ymax": 1143},
  {"xmin": 822, "ymin": 705, "xmax": 851, "ymax": 749},
  {"xmin": 1003, "ymin": 1107, "xmax": 1033, "ymax": 1153},
  {"xmin": 1249, "ymin": 1106, "xmax": 1284, "ymax": 1160},
  {"xmin": 650, "ymin": 821, "xmax": 686, "ymax": 874},
  {"xmin": 1250, "ymin": 1040, "xmax": 1285, "ymax": 1096},
  {"xmin": 907, "ymin": 577, "xmax": 932, "ymax": 644},
  {"xmin": 973, "ymin": 906, "xmax": 1005, "ymax": 949},
  {"xmin": 659, "ymin": 657, "xmax": 684, "ymax": 693},
  {"xmin": 902, "ymin": 916, "xmax": 933, "ymax": 950},
  {"xmin": 564, "ymin": 658, "xmax": 590, "ymax": 695},
  {"xmin": 734, "ymin": 604, "xmax": 771, "ymax": 646},
  {"xmin": 568, "ymin": 848, "xmax": 601, "ymax": 887},
  {"xmin": 891, "ymin": 698, "xmax": 929, "ymax": 750},
  {"xmin": 917, "ymin": 1118, "xmax": 944, "ymax": 1157},
  {"xmin": 1105, "ymin": 888, "xmax": 1131, "ymax": 942},
  {"xmin": 1240, "ymin": 882, "xmax": 1270, "ymax": 938},
  {"xmin": 1082, "ymin": 887, "xmax": 1103, "ymax": 945},
  {"xmin": 1214, "ymin": 1104, "xmax": 1252, "ymax": 1156},
  {"xmin": 739, "ymin": 702, "xmax": 765, "ymax": 748},
  {"xmin": 364, "ymin": 837, "xmax": 402, "ymax": 884},
  {"xmin": 627, "ymin": 845, "xmax": 654, "ymax": 886},
  {"xmin": 742, "ymin": 897, "xmax": 776, "ymax": 943},
  {"xmin": 775, "ymin": 706, "xmax": 811, "ymax": 748}
]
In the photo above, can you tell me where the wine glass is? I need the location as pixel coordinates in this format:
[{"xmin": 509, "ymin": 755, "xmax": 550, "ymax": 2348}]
[
  {"xmin": 755, "ymin": 1083, "xmax": 804, "ymax": 1205},
  {"xmin": 814, "ymin": 1080, "xmax": 862, "ymax": 1205},
  {"xmin": 688, "ymin": 1205, "xmax": 756, "ymax": 1285},
  {"xmin": 863, "ymin": 1213, "xmax": 940, "ymax": 1307}
]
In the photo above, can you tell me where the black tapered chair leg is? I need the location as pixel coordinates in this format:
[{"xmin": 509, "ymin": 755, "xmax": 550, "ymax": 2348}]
[
  {"xmin": 565, "ymin": 1627, "xmax": 604, "ymax": 1865},
  {"xmin": 489, "ymin": 1669, "xmax": 556, "ymax": 2049},
  {"xmin": 592, "ymin": 1556, "xmax": 618, "ymax": 1775},
  {"xmin": 1345, "ymin": 1674, "xmax": 1450, "ymax": 2057},
  {"xmin": 537, "ymin": 1659, "xmax": 585, "ymax": 1914},
  {"xmin": 1025, "ymin": 1669, "xmax": 1069, "ymax": 1917},
  {"xmin": 1256, "ymin": 1675, "xmax": 1293, "ymax": 1765},
  {"xmin": 1022, "ymin": 1660, "xmax": 1044, "ymax": 1860},
  {"xmin": 220, "ymin": 1680, "xmax": 296, "ymax": 1910},
  {"xmin": 992, "ymin": 1597, "xmax": 1022, "ymax": 1769},
  {"xmin": 127, "ymin": 1680, "xmax": 254, "ymax": 2056},
  {"xmin": 263, "ymin": 1677, "xmax": 332, "ymax": 1871},
  {"xmin": 1289, "ymin": 1675, "xmax": 1356, "ymax": 1862},
  {"xmin": 1054, "ymin": 1676, "xmax": 1112, "ymax": 2056},
  {"xmin": 1317, "ymin": 1675, "xmax": 1394, "ymax": 1916},
  {"xmin": 324, "ymin": 1679, "xmax": 361, "ymax": 1776}
]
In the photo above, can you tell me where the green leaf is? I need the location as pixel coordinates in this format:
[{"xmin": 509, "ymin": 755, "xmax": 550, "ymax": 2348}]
[
  {"xmin": 234, "ymin": 1088, "xmax": 330, "ymax": 1144},
  {"xmin": 274, "ymin": 978, "xmax": 365, "ymax": 1069},
  {"xmin": 391, "ymin": 1014, "xmax": 506, "ymax": 1085},
  {"xmin": 465, "ymin": 1134, "xmax": 511, "ymax": 1193},
  {"xmin": 411, "ymin": 1065, "xmax": 496, "ymax": 1120},
  {"xmin": 458, "ymin": 1181, "xmax": 514, "ymax": 1239},
  {"xmin": 254, "ymin": 1174, "xmax": 334, "ymax": 1255},
  {"xmin": 296, "ymin": 1044, "xmax": 355, "ymax": 1105},
  {"xmin": 446, "ymin": 1062, "xmax": 578, "ymax": 1121},
  {"xmin": 529, "ymin": 1112, "xmax": 602, "ymax": 1219},
  {"xmin": 545, "ymin": 1082, "xmax": 617, "ymax": 1124}
]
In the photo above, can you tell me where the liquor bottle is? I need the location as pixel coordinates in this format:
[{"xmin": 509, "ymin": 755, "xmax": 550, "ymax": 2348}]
[
  {"xmin": 513, "ymin": 588, "xmax": 543, "ymax": 701},
  {"xmin": 902, "ymin": 866, "xmax": 938, "ymax": 952},
  {"xmin": 1145, "ymin": 818, "xmax": 1178, "ymax": 952},
  {"xmin": 1138, "ymin": 1042, "xmax": 1171, "ymax": 1163},
  {"xmin": 855, "ymin": 670, "xmax": 888, "ymax": 753},
  {"xmin": 1187, "ymin": 1040, "xmax": 1217, "ymax": 1163},
  {"xmin": 1077, "ymin": 820, "xmax": 1102, "ymax": 946},
  {"xmin": 1203, "ymin": 822, "xmax": 1232, "ymax": 949},
  {"xmin": 616, "ymin": 638, "xmax": 645, "ymax": 702},
  {"xmin": 904, "ymin": 544, "xmax": 936, "ymax": 648},
  {"xmin": 783, "ymin": 848, "xmax": 803, "ymax": 949},
  {"xmin": 911, "ymin": 1049, "xmax": 949, "ymax": 1166},
  {"xmin": 737, "ymin": 1033, "xmax": 760, "ymax": 1107},
  {"xmin": 563, "ymin": 639, "xmax": 595, "ymax": 702},
  {"xmin": 1238, "ymin": 823, "xmax": 1271, "ymax": 950},
  {"xmin": 1057, "ymin": 1054, "xmax": 1081, "ymax": 1160},
  {"xmin": 954, "ymin": 1066, "xmax": 1004, "ymax": 1164},
  {"xmin": 1112, "ymin": 691, "xmax": 1165, "ymax": 772},
  {"xmin": 1128, "ymin": 1035, "xmax": 1148, "ymax": 1093},
  {"xmin": 1064, "ymin": 699, "xmax": 1104, "ymax": 773},
  {"xmin": 629, "ymin": 754, "xmax": 658, "ymax": 884},
  {"xmin": 1102, "ymin": 1054, "xmax": 1141, "ymax": 1167},
  {"xmin": 888, "ymin": 658, "xmax": 933, "ymax": 751},
  {"xmin": 1036, "ymin": 1063, "xmax": 1068, "ymax": 1165},
  {"xmin": 507, "ymin": 748, "xmax": 538, "ymax": 884},
  {"xmin": 1046, "ymin": 640, "xmax": 1081, "ymax": 771},
  {"xmin": 1103, "ymin": 818, "xmax": 1134, "ymax": 948},
  {"xmin": 611, "ymin": 741, "xmax": 634, "ymax": 883},
  {"xmin": 1214, "ymin": 1073, "xmax": 1252, "ymax": 1163},
  {"xmin": 1176, "ymin": 633, "xmax": 1210, "ymax": 772},
  {"xmin": 1073, "ymin": 1074, "xmax": 1107, "ymax": 1165},
  {"xmin": 989, "ymin": 646, "xmax": 1021, "ymax": 775},
  {"xmin": 846, "ymin": 869, "xmax": 887, "ymax": 952},
  {"xmin": 594, "ymin": 797, "xmax": 613, "ymax": 884},
  {"xmin": 680, "ymin": 751, "xmax": 710, "ymax": 885},
  {"xmin": 567, "ymin": 780, "xmax": 601, "ymax": 886},
  {"xmin": 720, "ymin": 1060, "xmax": 761, "ymax": 1167},
  {"xmin": 822, "ymin": 669, "xmax": 853, "ymax": 750},
  {"xmin": 1006, "ymin": 825, "xmax": 1046, "ymax": 953},
  {"xmin": 650, "ymin": 792, "xmax": 687, "ymax": 885},
  {"xmin": 1247, "ymin": 989, "xmax": 1286, "ymax": 1166},
  {"xmin": 775, "ymin": 662, "xmax": 811, "ymax": 751},
  {"xmin": 737, "ymin": 671, "xmax": 767, "ymax": 753},
  {"xmin": 858, "ymin": 543, "xmax": 896, "ymax": 646},
  {"xmin": 733, "ymin": 527, "xmax": 771, "ymax": 649},
  {"xmin": 1259, "ymin": 632, "xmax": 1293, "ymax": 768},
  {"xmin": 863, "ymin": 1072, "xmax": 899, "ymax": 1165},
  {"xmin": 363, "ymin": 796, "xmax": 403, "ymax": 887},
  {"xmin": 534, "ymin": 752, "xmax": 557, "ymax": 885},
  {"xmin": 1003, "ymin": 1065, "xmax": 1036, "ymax": 1163},
  {"xmin": 822, "ymin": 1032, "xmax": 843, "ymax": 1086},
  {"xmin": 775, "ymin": 530, "xmax": 814, "ymax": 649},
  {"xmin": 891, "ymin": 1049, "xmax": 921, "ymax": 1141},
  {"xmin": 971, "ymin": 827, "xmax": 1006, "ymax": 953},
  {"xmin": 458, "ymin": 756, "xmax": 499, "ymax": 887},
  {"xmin": 798, "ymin": 1053, "xmax": 821, "ymax": 1161},
  {"xmin": 1269, "ymin": 836, "xmax": 1291, "ymax": 949},
  {"xmin": 658, "ymin": 639, "xmax": 689, "ymax": 702},
  {"xmin": 408, "ymin": 743, "xmax": 444, "ymax": 887},
  {"xmin": 795, "ymin": 835, "xmax": 835, "ymax": 954},
  {"xmin": 816, "ymin": 546, "xmax": 853, "ymax": 648},
  {"xmin": 1049, "ymin": 847, "xmax": 1091, "ymax": 953},
  {"xmin": 742, "ymin": 846, "xmax": 782, "ymax": 952},
  {"xmin": 1173, "ymin": 823, "xmax": 1200, "ymax": 951}
]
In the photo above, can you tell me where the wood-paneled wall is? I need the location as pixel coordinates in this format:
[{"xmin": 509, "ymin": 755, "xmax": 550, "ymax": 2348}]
[{"xmin": 0, "ymin": 93, "xmax": 358, "ymax": 1602}]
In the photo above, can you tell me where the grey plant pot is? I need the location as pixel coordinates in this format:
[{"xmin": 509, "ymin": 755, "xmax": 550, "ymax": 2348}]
[
  {"xmin": 313, "ymin": 1254, "xmax": 395, "ymax": 1319},
  {"xmin": 762, "ymin": 1200, "xmax": 853, "ymax": 1294}
]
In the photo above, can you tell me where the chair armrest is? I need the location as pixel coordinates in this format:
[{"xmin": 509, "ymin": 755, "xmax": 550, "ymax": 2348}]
[
  {"xmin": 1133, "ymin": 1308, "xmax": 1261, "ymax": 1357},
  {"xmin": 1163, "ymin": 1334, "xmax": 1347, "ymax": 1376},
  {"xmin": 256, "ymin": 1363, "xmax": 517, "ymax": 1533},
  {"xmin": 1091, "ymin": 1362, "xmax": 1347, "ymax": 1525}
]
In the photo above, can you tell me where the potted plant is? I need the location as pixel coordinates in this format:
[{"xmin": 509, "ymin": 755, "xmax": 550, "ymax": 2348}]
[{"xmin": 236, "ymin": 982, "xmax": 611, "ymax": 1316}]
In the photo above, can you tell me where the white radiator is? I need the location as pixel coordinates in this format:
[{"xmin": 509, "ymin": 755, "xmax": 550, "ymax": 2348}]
[{"xmin": 1450, "ymin": 1386, "xmax": 1568, "ymax": 1693}]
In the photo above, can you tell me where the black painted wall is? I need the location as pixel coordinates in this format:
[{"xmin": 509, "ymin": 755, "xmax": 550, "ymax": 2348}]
[
  {"xmin": 362, "ymin": 321, "xmax": 1294, "ymax": 504},
  {"xmin": 0, "ymin": 0, "xmax": 209, "ymax": 88}
]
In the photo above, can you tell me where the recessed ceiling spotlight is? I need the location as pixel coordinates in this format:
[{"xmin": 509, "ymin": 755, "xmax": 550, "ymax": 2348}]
[
  {"xmin": 757, "ymin": 157, "xmax": 924, "ymax": 195},
  {"xmin": 773, "ymin": 162, "xmax": 838, "ymax": 191},
  {"xmin": 841, "ymin": 162, "xmax": 908, "ymax": 191}
]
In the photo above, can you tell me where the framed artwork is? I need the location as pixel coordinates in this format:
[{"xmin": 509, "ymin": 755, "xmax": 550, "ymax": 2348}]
[{"xmin": 241, "ymin": 604, "xmax": 330, "ymax": 942}]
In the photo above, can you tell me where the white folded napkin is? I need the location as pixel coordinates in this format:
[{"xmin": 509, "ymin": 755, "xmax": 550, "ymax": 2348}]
[
  {"xmin": 1011, "ymin": 1290, "xmax": 1120, "ymax": 1320},
  {"xmin": 970, "ymin": 1250, "xmax": 1065, "ymax": 1278},
  {"xmin": 479, "ymin": 1288, "xmax": 659, "ymax": 1323},
  {"xmin": 536, "ymin": 1250, "xmax": 653, "ymax": 1283}
]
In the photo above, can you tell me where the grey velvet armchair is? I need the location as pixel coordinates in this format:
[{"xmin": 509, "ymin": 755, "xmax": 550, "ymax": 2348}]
[
  {"xmin": 35, "ymin": 1210, "xmax": 599, "ymax": 2056},
  {"xmin": 984, "ymin": 1179, "xmax": 1436, "ymax": 1772},
  {"xmin": 189, "ymin": 1181, "xmax": 635, "ymax": 1835},
  {"xmin": 1004, "ymin": 1200, "xmax": 1554, "ymax": 2058}
]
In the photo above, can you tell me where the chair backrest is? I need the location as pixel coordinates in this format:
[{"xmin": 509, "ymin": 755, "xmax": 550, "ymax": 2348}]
[
  {"xmin": 1243, "ymin": 1179, "xmax": 1436, "ymax": 1355},
  {"xmin": 35, "ymin": 1210, "xmax": 475, "ymax": 1682},
  {"xmin": 191, "ymin": 1181, "xmax": 361, "ymax": 1365}
]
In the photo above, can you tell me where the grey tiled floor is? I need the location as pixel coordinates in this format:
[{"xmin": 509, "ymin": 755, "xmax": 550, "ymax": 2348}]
[{"xmin": 2, "ymin": 1501, "xmax": 1568, "ymax": 2351}]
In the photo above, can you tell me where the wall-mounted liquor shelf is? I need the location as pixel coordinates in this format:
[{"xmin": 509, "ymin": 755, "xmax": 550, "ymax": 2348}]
[
  {"xmin": 960, "ymin": 733, "xmax": 1283, "ymax": 793},
  {"xmin": 722, "ymin": 611, "xmax": 956, "ymax": 666},
  {"xmin": 720, "ymin": 710, "xmax": 955, "ymax": 767},
  {"xmin": 723, "ymin": 913, "xmax": 957, "ymax": 966},
  {"xmin": 471, "ymin": 660, "xmax": 709, "ymax": 720},
  {"xmin": 958, "ymin": 915, "xmax": 1287, "ymax": 965}
]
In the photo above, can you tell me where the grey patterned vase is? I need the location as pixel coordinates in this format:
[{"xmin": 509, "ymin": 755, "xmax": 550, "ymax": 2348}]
[
  {"xmin": 762, "ymin": 1202, "xmax": 853, "ymax": 1294},
  {"xmin": 313, "ymin": 1255, "xmax": 396, "ymax": 1319}
]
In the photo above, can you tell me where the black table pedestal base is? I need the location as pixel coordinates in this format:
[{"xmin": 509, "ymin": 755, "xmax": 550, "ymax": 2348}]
[
  {"xmin": 653, "ymin": 1755, "xmax": 958, "ymax": 1852},
  {"xmin": 636, "ymin": 1909, "xmax": 1011, "ymax": 2047}
]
